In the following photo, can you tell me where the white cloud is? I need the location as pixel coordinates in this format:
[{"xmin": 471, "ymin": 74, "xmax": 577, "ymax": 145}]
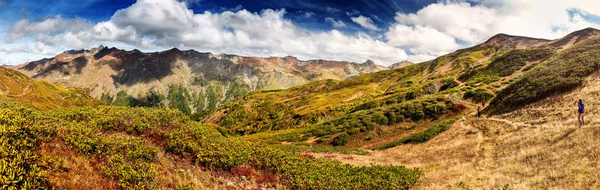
[
  {"xmin": 180, "ymin": 0, "xmax": 202, "ymax": 6},
  {"xmin": 407, "ymin": 54, "xmax": 436, "ymax": 63},
  {"xmin": 4, "ymin": 0, "xmax": 406, "ymax": 65},
  {"xmin": 394, "ymin": 2, "xmax": 499, "ymax": 44},
  {"xmin": 351, "ymin": 15, "xmax": 380, "ymax": 31},
  {"xmin": 0, "ymin": 58, "xmax": 10, "ymax": 65},
  {"xmin": 568, "ymin": 0, "xmax": 600, "ymax": 16},
  {"xmin": 346, "ymin": 10, "xmax": 360, "ymax": 16},
  {"xmin": 383, "ymin": 0, "xmax": 600, "ymax": 62},
  {"xmin": 386, "ymin": 25, "xmax": 460, "ymax": 56},
  {"xmin": 391, "ymin": 1, "xmax": 600, "ymax": 45},
  {"xmin": 303, "ymin": 11, "xmax": 315, "ymax": 18},
  {"xmin": 326, "ymin": 7, "xmax": 341, "ymax": 13},
  {"xmin": 6, "ymin": 15, "xmax": 91, "ymax": 47},
  {"xmin": 0, "ymin": 42, "xmax": 57, "ymax": 55},
  {"xmin": 325, "ymin": 17, "xmax": 347, "ymax": 28}
]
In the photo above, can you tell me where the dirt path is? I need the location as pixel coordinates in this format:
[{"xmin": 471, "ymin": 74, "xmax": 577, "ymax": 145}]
[{"xmin": 312, "ymin": 112, "xmax": 600, "ymax": 189}]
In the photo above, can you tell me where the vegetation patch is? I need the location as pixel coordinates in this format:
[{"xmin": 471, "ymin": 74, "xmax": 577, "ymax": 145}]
[
  {"xmin": 375, "ymin": 119, "xmax": 457, "ymax": 150},
  {"xmin": 488, "ymin": 37, "xmax": 600, "ymax": 114},
  {"xmin": 0, "ymin": 96, "xmax": 423, "ymax": 189}
]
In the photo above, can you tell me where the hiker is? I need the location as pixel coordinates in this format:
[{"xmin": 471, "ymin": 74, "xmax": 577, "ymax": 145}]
[
  {"xmin": 477, "ymin": 106, "xmax": 481, "ymax": 118},
  {"xmin": 578, "ymin": 99, "xmax": 585, "ymax": 126}
]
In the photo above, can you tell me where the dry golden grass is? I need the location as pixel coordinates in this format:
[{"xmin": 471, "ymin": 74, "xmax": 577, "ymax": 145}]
[
  {"xmin": 312, "ymin": 72, "xmax": 600, "ymax": 189},
  {"xmin": 41, "ymin": 140, "xmax": 115, "ymax": 189}
]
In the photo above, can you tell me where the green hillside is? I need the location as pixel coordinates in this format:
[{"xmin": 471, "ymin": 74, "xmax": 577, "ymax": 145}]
[
  {"xmin": 206, "ymin": 28, "xmax": 600, "ymax": 149},
  {"xmin": 0, "ymin": 96, "xmax": 421, "ymax": 189},
  {"xmin": 0, "ymin": 67, "xmax": 102, "ymax": 109},
  {"xmin": 0, "ymin": 67, "xmax": 421, "ymax": 189}
]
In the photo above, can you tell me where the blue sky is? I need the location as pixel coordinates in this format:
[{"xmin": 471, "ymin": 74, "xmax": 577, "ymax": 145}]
[{"xmin": 1, "ymin": 0, "xmax": 600, "ymax": 66}]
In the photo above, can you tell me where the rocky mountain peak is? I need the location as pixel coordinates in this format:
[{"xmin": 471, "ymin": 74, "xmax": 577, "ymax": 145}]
[
  {"xmin": 363, "ymin": 60, "xmax": 376, "ymax": 66},
  {"xmin": 388, "ymin": 61, "xmax": 413, "ymax": 69}
]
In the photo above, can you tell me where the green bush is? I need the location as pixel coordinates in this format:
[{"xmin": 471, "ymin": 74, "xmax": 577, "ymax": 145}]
[
  {"xmin": 332, "ymin": 133, "xmax": 350, "ymax": 146},
  {"xmin": 483, "ymin": 48, "xmax": 553, "ymax": 77},
  {"xmin": 463, "ymin": 88, "xmax": 494, "ymax": 104},
  {"xmin": 0, "ymin": 107, "xmax": 51, "ymax": 189},
  {"xmin": 376, "ymin": 119, "xmax": 457, "ymax": 150},
  {"xmin": 373, "ymin": 113, "xmax": 389, "ymax": 125}
]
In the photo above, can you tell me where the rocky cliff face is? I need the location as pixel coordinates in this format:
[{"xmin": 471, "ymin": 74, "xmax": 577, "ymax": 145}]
[{"xmin": 12, "ymin": 46, "xmax": 385, "ymax": 114}]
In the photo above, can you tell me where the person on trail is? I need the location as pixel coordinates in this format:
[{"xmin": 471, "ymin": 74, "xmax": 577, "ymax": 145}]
[
  {"xmin": 477, "ymin": 106, "xmax": 481, "ymax": 119},
  {"xmin": 578, "ymin": 99, "xmax": 585, "ymax": 126}
]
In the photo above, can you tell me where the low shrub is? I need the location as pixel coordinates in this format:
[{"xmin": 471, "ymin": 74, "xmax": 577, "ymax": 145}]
[
  {"xmin": 332, "ymin": 133, "xmax": 350, "ymax": 146},
  {"xmin": 376, "ymin": 119, "xmax": 457, "ymax": 150}
]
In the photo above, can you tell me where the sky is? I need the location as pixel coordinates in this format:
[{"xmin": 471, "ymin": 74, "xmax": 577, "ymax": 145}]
[{"xmin": 0, "ymin": 0, "xmax": 599, "ymax": 66}]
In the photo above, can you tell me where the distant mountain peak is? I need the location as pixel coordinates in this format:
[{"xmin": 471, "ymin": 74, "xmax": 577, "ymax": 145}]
[
  {"xmin": 549, "ymin": 27, "xmax": 600, "ymax": 48},
  {"xmin": 481, "ymin": 33, "xmax": 550, "ymax": 49},
  {"xmin": 388, "ymin": 61, "xmax": 413, "ymax": 69},
  {"xmin": 363, "ymin": 59, "xmax": 375, "ymax": 65}
]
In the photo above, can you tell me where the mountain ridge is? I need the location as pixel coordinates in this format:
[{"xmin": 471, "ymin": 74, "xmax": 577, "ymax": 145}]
[
  {"xmin": 11, "ymin": 45, "xmax": 385, "ymax": 115},
  {"xmin": 205, "ymin": 27, "xmax": 600, "ymax": 140}
]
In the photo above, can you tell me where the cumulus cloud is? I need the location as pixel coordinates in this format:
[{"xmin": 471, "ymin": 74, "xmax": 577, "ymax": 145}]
[
  {"xmin": 325, "ymin": 17, "xmax": 347, "ymax": 28},
  {"xmin": 4, "ymin": 0, "xmax": 405, "ymax": 65},
  {"xmin": 0, "ymin": 42, "xmax": 57, "ymax": 55},
  {"xmin": 0, "ymin": 59, "xmax": 10, "ymax": 65},
  {"xmin": 384, "ymin": 0, "xmax": 600, "ymax": 61},
  {"xmin": 386, "ymin": 25, "xmax": 460, "ymax": 56},
  {"xmin": 390, "ymin": 1, "xmax": 600, "ymax": 45},
  {"xmin": 351, "ymin": 15, "xmax": 380, "ymax": 31},
  {"xmin": 6, "ymin": 15, "xmax": 91, "ymax": 47}
]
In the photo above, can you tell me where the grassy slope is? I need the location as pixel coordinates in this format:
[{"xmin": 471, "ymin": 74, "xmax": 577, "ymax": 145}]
[
  {"xmin": 312, "ymin": 69, "xmax": 600, "ymax": 189},
  {"xmin": 0, "ymin": 97, "xmax": 422, "ymax": 189},
  {"xmin": 0, "ymin": 66, "xmax": 102, "ymax": 109},
  {"xmin": 205, "ymin": 36, "xmax": 556, "ymax": 147},
  {"xmin": 488, "ymin": 36, "xmax": 600, "ymax": 114},
  {"xmin": 208, "ymin": 28, "xmax": 600, "ymax": 151},
  {"xmin": 0, "ymin": 64, "xmax": 422, "ymax": 190}
]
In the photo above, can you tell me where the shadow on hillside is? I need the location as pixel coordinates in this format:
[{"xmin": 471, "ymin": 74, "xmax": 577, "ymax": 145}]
[
  {"xmin": 30, "ymin": 57, "xmax": 89, "ymax": 78},
  {"xmin": 182, "ymin": 50, "xmax": 259, "ymax": 83},
  {"xmin": 109, "ymin": 49, "xmax": 176, "ymax": 86}
]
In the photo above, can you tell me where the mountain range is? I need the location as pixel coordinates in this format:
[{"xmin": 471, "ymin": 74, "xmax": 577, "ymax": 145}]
[{"xmin": 10, "ymin": 46, "xmax": 386, "ymax": 115}]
